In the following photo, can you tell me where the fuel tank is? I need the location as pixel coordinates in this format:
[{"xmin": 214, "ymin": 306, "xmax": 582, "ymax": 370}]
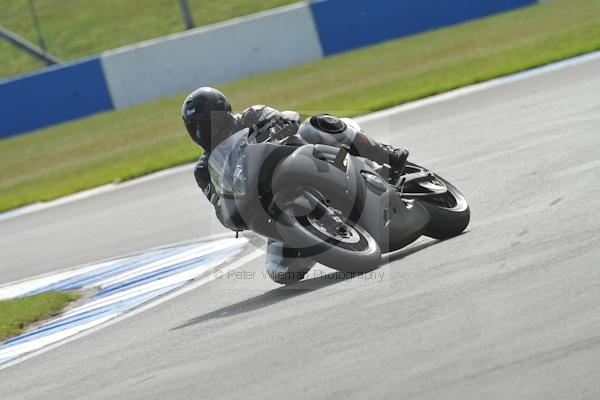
[{"xmin": 297, "ymin": 115, "xmax": 361, "ymax": 147}]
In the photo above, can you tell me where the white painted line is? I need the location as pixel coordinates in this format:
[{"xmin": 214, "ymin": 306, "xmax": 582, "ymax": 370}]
[
  {"xmin": 2, "ymin": 49, "xmax": 599, "ymax": 222},
  {"xmin": 0, "ymin": 248, "xmax": 263, "ymax": 370}
]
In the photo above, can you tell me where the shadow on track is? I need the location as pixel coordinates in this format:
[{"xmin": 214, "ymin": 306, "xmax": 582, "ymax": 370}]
[
  {"xmin": 172, "ymin": 238, "xmax": 441, "ymax": 330},
  {"xmin": 171, "ymin": 272, "xmax": 350, "ymax": 330}
]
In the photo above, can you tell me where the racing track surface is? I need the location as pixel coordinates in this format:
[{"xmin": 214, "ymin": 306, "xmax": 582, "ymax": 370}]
[{"xmin": 1, "ymin": 56, "xmax": 600, "ymax": 399}]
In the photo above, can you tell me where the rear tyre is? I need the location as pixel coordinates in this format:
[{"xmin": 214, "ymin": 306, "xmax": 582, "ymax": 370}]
[{"xmin": 417, "ymin": 177, "xmax": 470, "ymax": 240}]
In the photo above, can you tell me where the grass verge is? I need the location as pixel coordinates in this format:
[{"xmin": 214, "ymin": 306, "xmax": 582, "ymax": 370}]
[
  {"xmin": 1, "ymin": 0, "xmax": 600, "ymax": 212},
  {"xmin": 0, "ymin": 291, "xmax": 81, "ymax": 342}
]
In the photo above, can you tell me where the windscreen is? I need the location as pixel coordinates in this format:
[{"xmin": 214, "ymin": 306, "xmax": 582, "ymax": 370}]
[{"xmin": 207, "ymin": 128, "xmax": 250, "ymax": 199}]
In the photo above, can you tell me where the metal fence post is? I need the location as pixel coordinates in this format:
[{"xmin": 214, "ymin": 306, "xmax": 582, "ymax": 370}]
[
  {"xmin": 28, "ymin": 0, "xmax": 47, "ymax": 51},
  {"xmin": 179, "ymin": 0, "xmax": 196, "ymax": 30}
]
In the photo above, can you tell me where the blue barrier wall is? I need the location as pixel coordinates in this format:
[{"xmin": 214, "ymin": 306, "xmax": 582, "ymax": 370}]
[
  {"xmin": 310, "ymin": 0, "xmax": 536, "ymax": 55},
  {"xmin": 0, "ymin": 57, "xmax": 113, "ymax": 138}
]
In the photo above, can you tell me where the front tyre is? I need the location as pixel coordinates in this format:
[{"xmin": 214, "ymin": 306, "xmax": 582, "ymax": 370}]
[
  {"xmin": 417, "ymin": 176, "xmax": 470, "ymax": 240},
  {"xmin": 276, "ymin": 208, "xmax": 381, "ymax": 273}
]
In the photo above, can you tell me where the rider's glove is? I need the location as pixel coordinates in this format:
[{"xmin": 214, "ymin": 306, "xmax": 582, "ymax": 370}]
[
  {"xmin": 255, "ymin": 117, "xmax": 299, "ymax": 141},
  {"xmin": 271, "ymin": 118, "xmax": 299, "ymax": 139},
  {"xmin": 389, "ymin": 148, "xmax": 409, "ymax": 171}
]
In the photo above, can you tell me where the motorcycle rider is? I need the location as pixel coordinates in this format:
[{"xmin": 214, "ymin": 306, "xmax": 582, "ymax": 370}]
[{"xmin": 182, "ymin": 87, "xmax": 409, "ymax": 284}]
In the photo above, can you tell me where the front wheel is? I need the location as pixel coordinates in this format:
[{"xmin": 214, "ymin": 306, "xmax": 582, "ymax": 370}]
[{"xmin": 276, "ymin": 206, "xmax": 381, "ymax": 273}]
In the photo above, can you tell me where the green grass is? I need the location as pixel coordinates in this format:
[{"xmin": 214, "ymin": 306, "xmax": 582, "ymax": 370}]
[
  {"xmin": 0, "ymin": 0, "xmax": 298, "ymax": 79},
  {"xmin": 0, "ymin": 291, "xmax": 81, "ymax": 341},
  {"xmin": 1, "ymin": 0, "xmax": 600, "ymax": 212}
]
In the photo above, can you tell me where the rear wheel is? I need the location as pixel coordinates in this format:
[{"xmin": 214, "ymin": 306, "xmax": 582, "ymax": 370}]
[{"xmin": 416, "ymin": 176, "xmax": 470, "ymax": 240}]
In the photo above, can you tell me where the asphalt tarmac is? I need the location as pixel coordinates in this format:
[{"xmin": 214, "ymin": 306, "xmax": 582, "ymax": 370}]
[{"xmin": 1, "ymin": 56, "xmax": 600, "ymax": 399}]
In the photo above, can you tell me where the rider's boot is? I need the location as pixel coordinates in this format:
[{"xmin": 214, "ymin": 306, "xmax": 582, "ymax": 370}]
[
  {"xmin": 350, "ymin": 133, "xmax": 409, "ymax": 182},
  {"xmin": 387, "ymin": 147, "xmax": 410, "ymax": 185},
  {"xmin": 265, "ymin": 240, "xmax": 315, "ymax": 285}
]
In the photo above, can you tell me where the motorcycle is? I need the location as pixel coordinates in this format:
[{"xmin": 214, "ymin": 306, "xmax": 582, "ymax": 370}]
[{"xmin": 208, "ymin": 118, "xmax": 470, "ymax": 273}]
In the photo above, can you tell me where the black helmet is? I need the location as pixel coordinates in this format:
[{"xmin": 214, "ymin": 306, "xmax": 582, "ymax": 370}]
[{"xmin": 182, "ymin": 87, "xmax": 233, "ymax": 151}]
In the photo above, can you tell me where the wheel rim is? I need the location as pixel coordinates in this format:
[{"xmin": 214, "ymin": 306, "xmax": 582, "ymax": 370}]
[
  {"xmin": 306, "ymin": 215, "xmax": 361, "ymax": 244},
  {"xmin": 421, "ymin": 180, "xmax": 467, "ymax": 211},
  {"xmin": 400, "ymin": 165, "xmax": 466, "ymax": 212},
  {"xmin": 295, "ymin": 215, "xmax": 373, "ymax": 253}
]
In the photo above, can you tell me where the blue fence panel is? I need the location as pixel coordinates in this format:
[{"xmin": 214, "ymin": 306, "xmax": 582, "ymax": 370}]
[
  {"xmin": 0, "ymin": 57, "xmax": 113, "ymax": 138},
  {"xmin": 310, "ymin": 0, "xmax": 536, "ymax": 56}
]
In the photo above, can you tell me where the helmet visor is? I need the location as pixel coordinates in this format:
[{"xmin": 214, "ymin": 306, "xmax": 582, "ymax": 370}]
[
  {"xmin": 184, "ymin": 111, "xmax": 234, "ymax": 151},
  {"xmin": 185, "ymin": 117, "xmax": 212, "ymax": 150}
]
